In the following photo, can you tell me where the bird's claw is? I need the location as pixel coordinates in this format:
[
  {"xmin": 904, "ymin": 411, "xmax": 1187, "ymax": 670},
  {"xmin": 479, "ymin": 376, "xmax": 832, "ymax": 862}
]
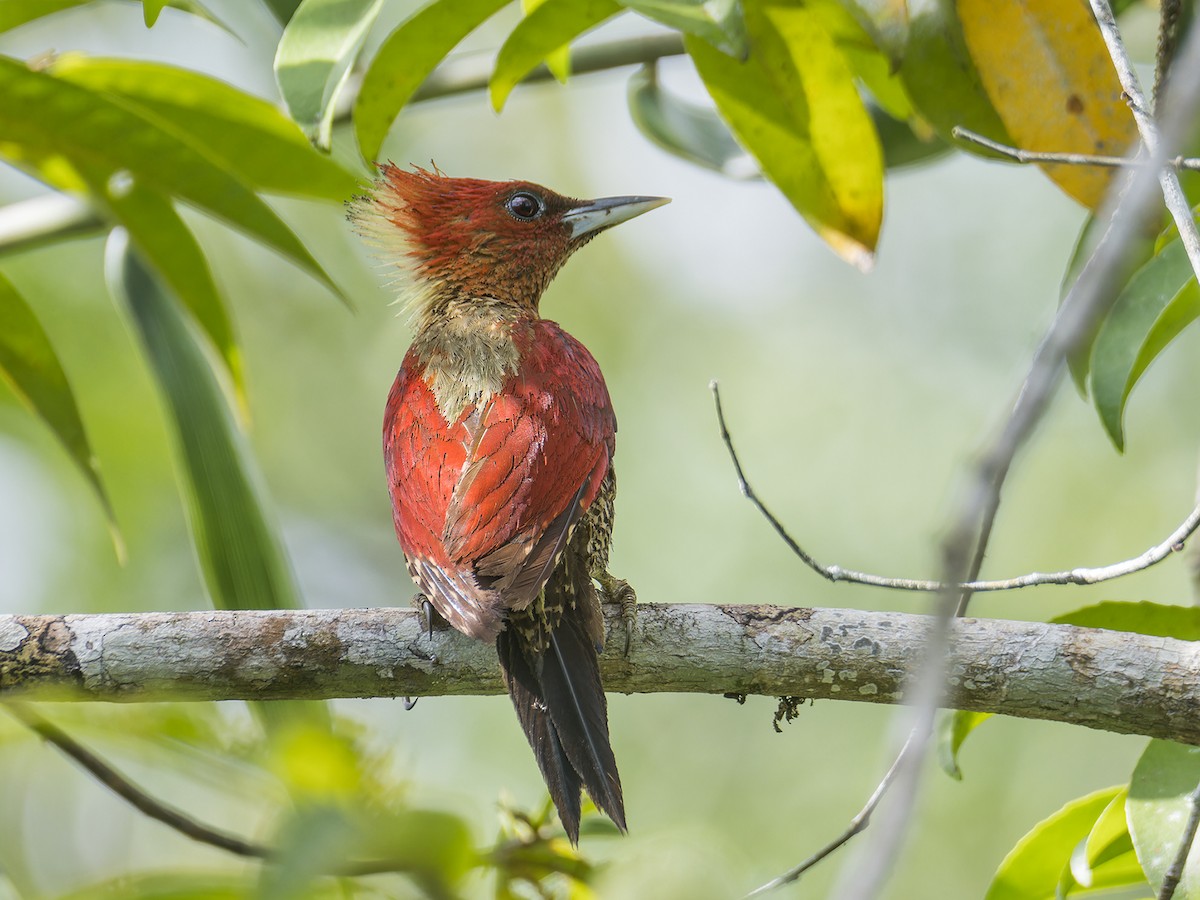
[
  {"xmin": 411, "ymin": 592, "xmax": 448, "ymax": 639},
  {"xmin": 598, "ymin": 574, "xmax": 637, "ymax": 657}
]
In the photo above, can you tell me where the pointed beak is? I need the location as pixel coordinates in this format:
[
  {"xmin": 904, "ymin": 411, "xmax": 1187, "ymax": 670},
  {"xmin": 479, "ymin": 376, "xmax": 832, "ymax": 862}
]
[{"xmin": 562, "ymin": 195, "xmax": 671, "ymax": 239}]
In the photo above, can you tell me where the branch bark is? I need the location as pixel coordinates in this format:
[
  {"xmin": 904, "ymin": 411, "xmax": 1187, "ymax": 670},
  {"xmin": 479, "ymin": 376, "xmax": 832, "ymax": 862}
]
[{"xmin": 2, "ymin": 604, "xmax": 1198, "ymax": 745}]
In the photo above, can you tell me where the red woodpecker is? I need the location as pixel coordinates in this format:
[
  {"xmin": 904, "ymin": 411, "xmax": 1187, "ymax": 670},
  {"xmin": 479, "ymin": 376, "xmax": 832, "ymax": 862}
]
[{"xmin": 349, "ymin": 165, "xmax": 668, "ymax": 842}]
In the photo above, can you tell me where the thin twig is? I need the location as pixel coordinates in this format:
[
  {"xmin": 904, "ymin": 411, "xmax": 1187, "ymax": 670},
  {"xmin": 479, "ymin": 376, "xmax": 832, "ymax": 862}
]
[
  {"xmin": 744, "ymin": 731, "xmax": 916, "ymax": 897},
  {"xmin": 1, "ymin": 702, "xmax": 449, "ymax": 878},
  {"xmin": 711, "ymin": 381, "xmax": 1200, "ymax": 594},
  {"xmin": 831, "ymin": 7, "xmax": 1200, "ymax": 899},
  {"xmin": 0, "ymin": 32, "xmax": 686, "ymax": 257},
  {"xmin": 3, "ymin": 702, "xmax": 270, "ymax": 859},
  {"xmin": 952, "ymin": 126, "xmax": 1200, "ymax": 171},
  {"xmin": 1159, "ymin": 780, "xmax": 1200, "ymax": 900}
]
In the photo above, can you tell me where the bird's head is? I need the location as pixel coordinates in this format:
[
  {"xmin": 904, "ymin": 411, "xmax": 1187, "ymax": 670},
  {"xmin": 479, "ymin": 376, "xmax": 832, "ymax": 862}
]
[{"xmin": 349, "ymin": 164, "xmax": 669, "ymax": 321}]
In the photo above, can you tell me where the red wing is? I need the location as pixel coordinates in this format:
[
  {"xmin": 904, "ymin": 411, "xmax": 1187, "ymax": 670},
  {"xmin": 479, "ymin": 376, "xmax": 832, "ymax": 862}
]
[
  {"xmin": 443, "ymin": 381, "xmax": 611, "ymax": 610},
  {"xmin": 443, "ymin": 324, "xmax": 615, "ymax": 609},
  {"xmin": 384, "ymin": 355, "xmax": 506, "ymax": 639}
]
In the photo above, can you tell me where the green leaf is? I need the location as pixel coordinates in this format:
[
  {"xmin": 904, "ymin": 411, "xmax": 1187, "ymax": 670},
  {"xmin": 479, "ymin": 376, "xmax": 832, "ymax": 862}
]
[
  {"xmin": 688, "ymin": 0, "xmax": 883, "ymax": 268},
  {"xmin": 105, "ymin": 232, "xmax": 328, "ymax": 733},
  {"xmin": 900, "ymin": 0, "xmax": 1010, "ymax": 150},
  {"xmin": 1090, "ymin": 239, "xmax": 1200, "ymax": 451},
  {"xmin": 871, "ymin": 106, "xmax": 950, "ymax": 170},
  {"xmin": 91, "ymin": 177, "xmax": 244, "ymax": 402},
  {"xmin": 1053, "ymin": 601, "xmax": 1200, "ymax": 641},
  {"xmin": 1059, "ymin": 214, "xmax": 1157, "ymax": 396},
  {"xmin": 805, "ymin": 0, "xmax": 911, "ymax": 121},
  {"xmin": 524, "ymin": 0, "xmax": 571, "ymax": 82},
  {"xmin": 490, "ymin": 0, "xmax": 621, "ymax": 111},
  {"xmin": 627, "ymin": 62, "xmax": 755, "ymax": 176},
  {"xmin": 353, "ymin": 0, "xmax": 511, "ymax": 162},
  {"xmin": 140, "ymin": 0, "xmax": 231, "ymax": 30},
  {"xmin": 621, "ymin": 0, "xmax": 747, "ymax": 58},
  {"xmin": 48, "ymin": 55, "xmax": 358, "ymax": 201},
  {"xmin": 0, "ymin": 56, "xmax": 341, "ymax": 302},
  {"xmin": 263, "ymin": 0, "xmax": 306, "ymax": 23},
  {"xmin": 840, "ymin": 0, "xmax": 908, "ymax": 63},
  {"xmin": 0, "ymin": 0, "xmax": 229, "ymax": 33},
  {"xmin": 0, "ymin": 269, "xmax": 121, "ymax": 554},
  {"xmin": 1058, "ymin": 788, "xmax": 1147, "ymax": 895},
  {"xmin": 357, "ymin": 808, "xmax": 476, "ymax": 886},
  {"xmin": 985, "ymin": 785, "xmax": 1126, "ymax": 900},
  {"xmin": 57, "ymin": 871, "xmax": 253, "ymax": 900},
  {"xmin": 275, "ymin": 0, "xmax": 384, "ymax": 151},
  {"xmin": 1130, "ymin": 740, "xmax": 1200, "ymax": 899},
  {"xmin": 936, "ymin": 709, "xmax": 991, "ymax": 780}
]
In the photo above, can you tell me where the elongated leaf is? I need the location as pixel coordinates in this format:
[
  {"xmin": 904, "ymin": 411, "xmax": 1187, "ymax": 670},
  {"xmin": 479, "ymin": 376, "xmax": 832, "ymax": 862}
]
[
  {"xmin": 935, "ymin": 709, "xmax": 991, "ymax": 780},
  {"xmin": 0, "ymin": 56, "xmax": 342, "ymax": 301},
  {"xmin": 1060, "ymin": 788, "xmax": 1146, "ymax": 895},
  {"xmin": 842, "ymin": 0, "xmax": 907, "ymax": 63},
  {"xmin": 621, "ymin": 0, "xmax": 746, "ymax": 57},
  {"xmin": 0, "ymin": 270, "xmax": 120, "ymax": 552},
  {"xmin": 957, "ymin": 0, "xmax": 1137, "ymax": 210},
  {"xmin": 49, "ymin": 55, "xmax": 357, "ymax": 201},
  {"xmin": 688, "ymin": 1, "xmax": 883, "ymax": 268},
  {"xmin": 871, "ymin": 106, "xmax": 950, "ymax": 169},
  {"xmin": 140, "ymin": 0, "xmax": 230, "ymax": 30},
  {"xmin": 1130, "ymin": 740, "xmax": 1200, "ymax": 899},
  {"xmin": 1060, "ymin": 214, "xmax": 1158, "ymax": 396},
  {"xmin": 985, "ymin": 785, "xmax": 1126, "ymax": 900},
  {"xmin": 105, "ymin": 232, "xmax": 328, "ymax": 732},
  {"xmin": 490, "ymin": 0, "xmax": 621, "ymax": 111},
  {"xmin": 1090, "ymin": 240, "xmax": 1199, "ymax": 451},
  {"xmin": 805, "ymin": 0, "xmax": 910, "ymax": 120},
  {"xmin": 353, "ymin": 0, "xmax": 511, "ymax": 162},
  {"xmin": 90, "ymin": 176, "xmax": 243, "ymax": 400},
  {"xmin": 0, "ymin": 0, "xmax": 228, "ymax": 33},
  {"xmin": 1054, "ymin": 601, "xmax": 1200, "ymax": 640},
  {"xmin": 525, "ymin": 0, "xmax": 571, "ymax": 82},
  {"xmin": 900, "ymin": 0, "xmax": 1010, "ymax": 150},
  {"xmin": 627, "ymin": 63, "xmax": 756, "ymax": 177},
  {"xmin": 275, "ymin": 0, "xmax": 384, "ymax": 151},
  {"xmin": 264, "ymin": 0, "xmax": 306, "ymax": 22}
]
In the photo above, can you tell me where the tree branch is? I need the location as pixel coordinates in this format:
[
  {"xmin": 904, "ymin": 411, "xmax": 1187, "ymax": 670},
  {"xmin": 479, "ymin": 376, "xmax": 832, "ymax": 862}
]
[
  {"xmin": 2, "ymin": 605, "xmax": 1199, "ymax": 745},
  {"xmin": 712, "ymin": 381, "xmax": 1200, "ymax": 594}
]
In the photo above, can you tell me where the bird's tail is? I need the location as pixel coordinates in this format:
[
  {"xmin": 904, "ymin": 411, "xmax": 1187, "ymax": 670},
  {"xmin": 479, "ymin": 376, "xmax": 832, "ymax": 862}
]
[{"xmin": 496, "ymin": 606, "xmax": 625, "ymax": 844}]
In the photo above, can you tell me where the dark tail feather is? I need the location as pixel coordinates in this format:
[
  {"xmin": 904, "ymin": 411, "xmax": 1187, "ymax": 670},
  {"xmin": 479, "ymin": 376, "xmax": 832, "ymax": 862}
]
[
  {"xmin": 497, "ymin": 629, "xmax": 583, "ymax": 840},
  {"xmin": 496, "ymin": 611, "xmax": 626, "ymax": 843}
]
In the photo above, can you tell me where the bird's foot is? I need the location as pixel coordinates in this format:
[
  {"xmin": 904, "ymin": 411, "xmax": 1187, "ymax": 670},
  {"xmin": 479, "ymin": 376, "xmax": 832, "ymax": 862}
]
[
  {"xmin": 411, "ymin": 592, "xmax": 449, "ymax": 639},
  {"xmin": 597, "ymin": 573, "xmax": 637, "ymax": 657}
]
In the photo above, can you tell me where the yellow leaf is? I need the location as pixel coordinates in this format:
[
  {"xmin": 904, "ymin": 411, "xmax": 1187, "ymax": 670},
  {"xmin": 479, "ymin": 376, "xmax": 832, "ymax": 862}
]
[{"xmin": 957, "ymin": 0, "xmax": 1137, "ymax": 210}]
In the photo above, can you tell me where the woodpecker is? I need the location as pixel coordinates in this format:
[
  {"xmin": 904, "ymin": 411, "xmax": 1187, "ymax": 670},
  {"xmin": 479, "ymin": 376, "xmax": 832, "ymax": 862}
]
[{"xmin": 349, "ymin": 164, "xmax": 668, "ymax": 842}]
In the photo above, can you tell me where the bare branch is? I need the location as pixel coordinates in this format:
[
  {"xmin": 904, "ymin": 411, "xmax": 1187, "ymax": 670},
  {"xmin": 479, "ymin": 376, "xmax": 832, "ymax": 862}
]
[
  {"xmin": 712, "ymin": 381, "xmax": 1200, "ymax": 594},
  {"xmin": 1159, "ymin": 780, "xmax": 1200, "ymax": 900},
  {"xmin": 744, "ymin": 730, "xmax": 916, "ymax": 897},
  {"xmin": 2, "ymin": 702, "xmax": 484, "ymax": 878},
  {"xmin": 3, "ymin": 701, "xmax": 269, "ymax": 859},
  {"xmin": 2, "ymin": 605, "xmax": 1200, "ymax": 745},
  {"xmin": 0, "ymin": 32, "xmax": 686, "ymax": 257},
  {"xmin": 952, "ymin": 126, "xmax": 1200, "ymax": 171}
]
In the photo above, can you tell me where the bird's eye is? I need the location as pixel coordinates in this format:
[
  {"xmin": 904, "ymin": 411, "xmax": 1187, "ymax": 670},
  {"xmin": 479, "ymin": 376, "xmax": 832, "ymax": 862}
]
[{"xmin": 506, "ymin": 192, "xmax": 544, "ymax": 221}]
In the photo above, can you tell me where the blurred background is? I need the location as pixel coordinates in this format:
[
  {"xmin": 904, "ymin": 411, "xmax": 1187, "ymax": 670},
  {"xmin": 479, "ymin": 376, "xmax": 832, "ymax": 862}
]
[{"xmin": 0, "ymin": 2, "xmax": 1194, "ymax": 897}]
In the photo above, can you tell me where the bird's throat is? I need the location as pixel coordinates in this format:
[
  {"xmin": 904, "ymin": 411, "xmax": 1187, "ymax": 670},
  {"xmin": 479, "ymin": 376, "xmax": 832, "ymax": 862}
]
[{"xmin": 410, "ymin": 300, "xmax": 523, "ymax": 422}]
